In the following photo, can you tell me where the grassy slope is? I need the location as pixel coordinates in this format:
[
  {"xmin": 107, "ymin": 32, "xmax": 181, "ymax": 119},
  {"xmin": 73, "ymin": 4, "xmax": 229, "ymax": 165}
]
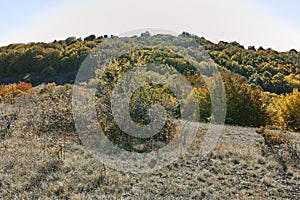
[{"xmin": 0, "ymin": 86, "xmax": 300, "ymax": 199}]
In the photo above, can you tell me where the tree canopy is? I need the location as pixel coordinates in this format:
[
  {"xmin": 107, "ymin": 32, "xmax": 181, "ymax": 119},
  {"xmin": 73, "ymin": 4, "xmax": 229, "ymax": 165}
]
[{"xmin": 1, "ymin": 32, "xmax": 300, "ymax": 131}]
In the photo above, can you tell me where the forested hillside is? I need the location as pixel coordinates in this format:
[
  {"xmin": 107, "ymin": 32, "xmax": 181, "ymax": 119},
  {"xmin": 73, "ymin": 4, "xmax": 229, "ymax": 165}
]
[
  {"xmin": 0, "ymin": 32, "xmax": 300, "ymax": 131},
  {"xmin": 1, "ymin": 33, "xmax": 300, "ymax": 199},
  {"xmin": 1, "ymin": 32, "xmax": 300, "ymax": 94},
  {"xmin": 195, "ymin": 33, "xmax": 300, "ymax": 94},
  {"xmin": 0, "ymin": 35, "xmax": 100, "ymax": 85}
]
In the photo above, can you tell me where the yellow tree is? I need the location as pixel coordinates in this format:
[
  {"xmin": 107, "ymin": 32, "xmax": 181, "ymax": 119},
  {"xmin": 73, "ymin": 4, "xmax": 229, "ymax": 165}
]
[{"xmin": 269, "ymin": 89, "xmax": 300, "ymax": 131}]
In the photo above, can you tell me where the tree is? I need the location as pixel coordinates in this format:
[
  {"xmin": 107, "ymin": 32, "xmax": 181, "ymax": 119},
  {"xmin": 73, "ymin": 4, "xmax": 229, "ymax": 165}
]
[
  {"xmin": 268, "ymin": 89, "xmax": 300, "ymax": 131},
  {"xmin": 222, "ymin": 72, "xmax": 267, "ymax": 126}
]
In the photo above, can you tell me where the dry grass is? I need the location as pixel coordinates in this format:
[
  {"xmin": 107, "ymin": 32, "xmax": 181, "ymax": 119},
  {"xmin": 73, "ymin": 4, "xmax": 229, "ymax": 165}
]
[
  {"xmin": 256, "ymin": 127, "xmax": 289, "ymax": 145},
  {"xmin": 256, "ymin": 127, "xmax": 300, "ymax": 170},
  {"xmin": 0, "ymin": 84, "xmax": 300, "ymax": 199}
]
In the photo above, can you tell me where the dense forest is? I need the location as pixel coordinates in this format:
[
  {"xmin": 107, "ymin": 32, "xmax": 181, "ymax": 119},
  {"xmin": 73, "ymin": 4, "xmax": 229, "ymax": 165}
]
[
  {"xmin": 1, "ymin": 32, "xmax": 300, "ymax": 93},
  {"xmin": 0, "ymin": 32, "xmax": 300, "ymax": 132}
]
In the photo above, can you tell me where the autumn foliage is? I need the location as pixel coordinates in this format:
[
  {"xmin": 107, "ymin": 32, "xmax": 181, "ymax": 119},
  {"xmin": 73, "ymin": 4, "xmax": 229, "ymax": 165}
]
[
  {"xmin": 268, "ymin": 89, "xmax": 300, "ymax": 131},
  {"xmin": 0, "ymin": 82, "xmax": 32, "ymax": 103},
  {"xmin": 0, "ymin": 33, "xmax": 299, "ymax": 132}
]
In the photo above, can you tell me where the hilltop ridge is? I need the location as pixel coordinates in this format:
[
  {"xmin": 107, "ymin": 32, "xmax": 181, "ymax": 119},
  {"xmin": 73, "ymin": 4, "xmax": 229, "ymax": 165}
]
[{"xmin": 0, "ymin": 32, "xmax": 299, "ymax": 94}]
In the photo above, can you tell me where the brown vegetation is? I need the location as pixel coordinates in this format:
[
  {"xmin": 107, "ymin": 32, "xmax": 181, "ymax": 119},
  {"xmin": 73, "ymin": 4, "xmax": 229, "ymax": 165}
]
[
  {"xmin": 256, "ymin": 127, "xmax": 300, "ymax": 170},
  {"xmin": 0, "ymin": 82, "xmax": 32, "ymax": 103},
  {"xmin": 0, "ymin": 83, "xmax": 299, "ymax": 198}
]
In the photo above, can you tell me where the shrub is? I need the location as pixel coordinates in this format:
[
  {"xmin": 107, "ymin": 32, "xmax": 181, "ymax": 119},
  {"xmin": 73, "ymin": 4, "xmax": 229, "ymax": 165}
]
[
  {"xmin": 222, "ymin": 72, "xmax": 268, "ymax": 127},
  {"xmin": 268, "ymin": 89, "xmax": 300, "ymax": 131},
  {"xmin": 22, "ymin": 83, "xmax": 75, "ymax": 135},
  {"xmin": 255, "ymin": 127, "xmax": 289, "ymax": 146},
  {"xmin": 256, "ymin": 127, "xmax": 300, "ymax": 170},
  {"xmin": 0, "ymin": 82, "xmax": 32, "ymax": 103}
]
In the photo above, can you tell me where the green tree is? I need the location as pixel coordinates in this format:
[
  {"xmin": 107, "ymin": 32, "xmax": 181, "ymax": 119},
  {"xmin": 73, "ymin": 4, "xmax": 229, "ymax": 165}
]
[{"xmin": 222, "ymin": 72, "xmax": 267, "ymax": 126}]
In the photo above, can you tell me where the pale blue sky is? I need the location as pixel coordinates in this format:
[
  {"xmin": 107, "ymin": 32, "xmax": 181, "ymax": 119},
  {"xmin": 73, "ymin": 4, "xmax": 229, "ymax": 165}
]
[
  {"xmin": 0, "ymin": 0, "xmax": 60, "ymax": 36},
  {"xmin": 1, "ymin": 0, "xmax": 299, "ymax": 51},
  {"xmin": 258, "ymin": 0, "xmax": 300, "ymax": 27}
]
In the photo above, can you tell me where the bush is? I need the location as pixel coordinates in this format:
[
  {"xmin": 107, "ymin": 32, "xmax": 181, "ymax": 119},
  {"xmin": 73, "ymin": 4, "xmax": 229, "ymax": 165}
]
[
  {"xmin": 268, "ymin": 89, "xmax": 300, "ymax": 131},
  {"xmin": 22, "ymin": 83, "xmax": 75, "ymax": 135},
  {"xmin": 256, "ymin": 127, "xmax": 300, "ymax": 170},
  {"xmin": 0, "ymin": 82, "xmax": 32, "ymax": 103},
  {"xmin": 223, "ymin": 72, "xmax": 268, "ymax": 126}
]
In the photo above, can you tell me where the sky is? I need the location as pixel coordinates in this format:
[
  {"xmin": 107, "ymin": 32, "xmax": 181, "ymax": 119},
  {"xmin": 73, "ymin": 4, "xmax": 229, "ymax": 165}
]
[{"xmin": 0, "ymin": 0, "xmax": 300, "ymax": 51}]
